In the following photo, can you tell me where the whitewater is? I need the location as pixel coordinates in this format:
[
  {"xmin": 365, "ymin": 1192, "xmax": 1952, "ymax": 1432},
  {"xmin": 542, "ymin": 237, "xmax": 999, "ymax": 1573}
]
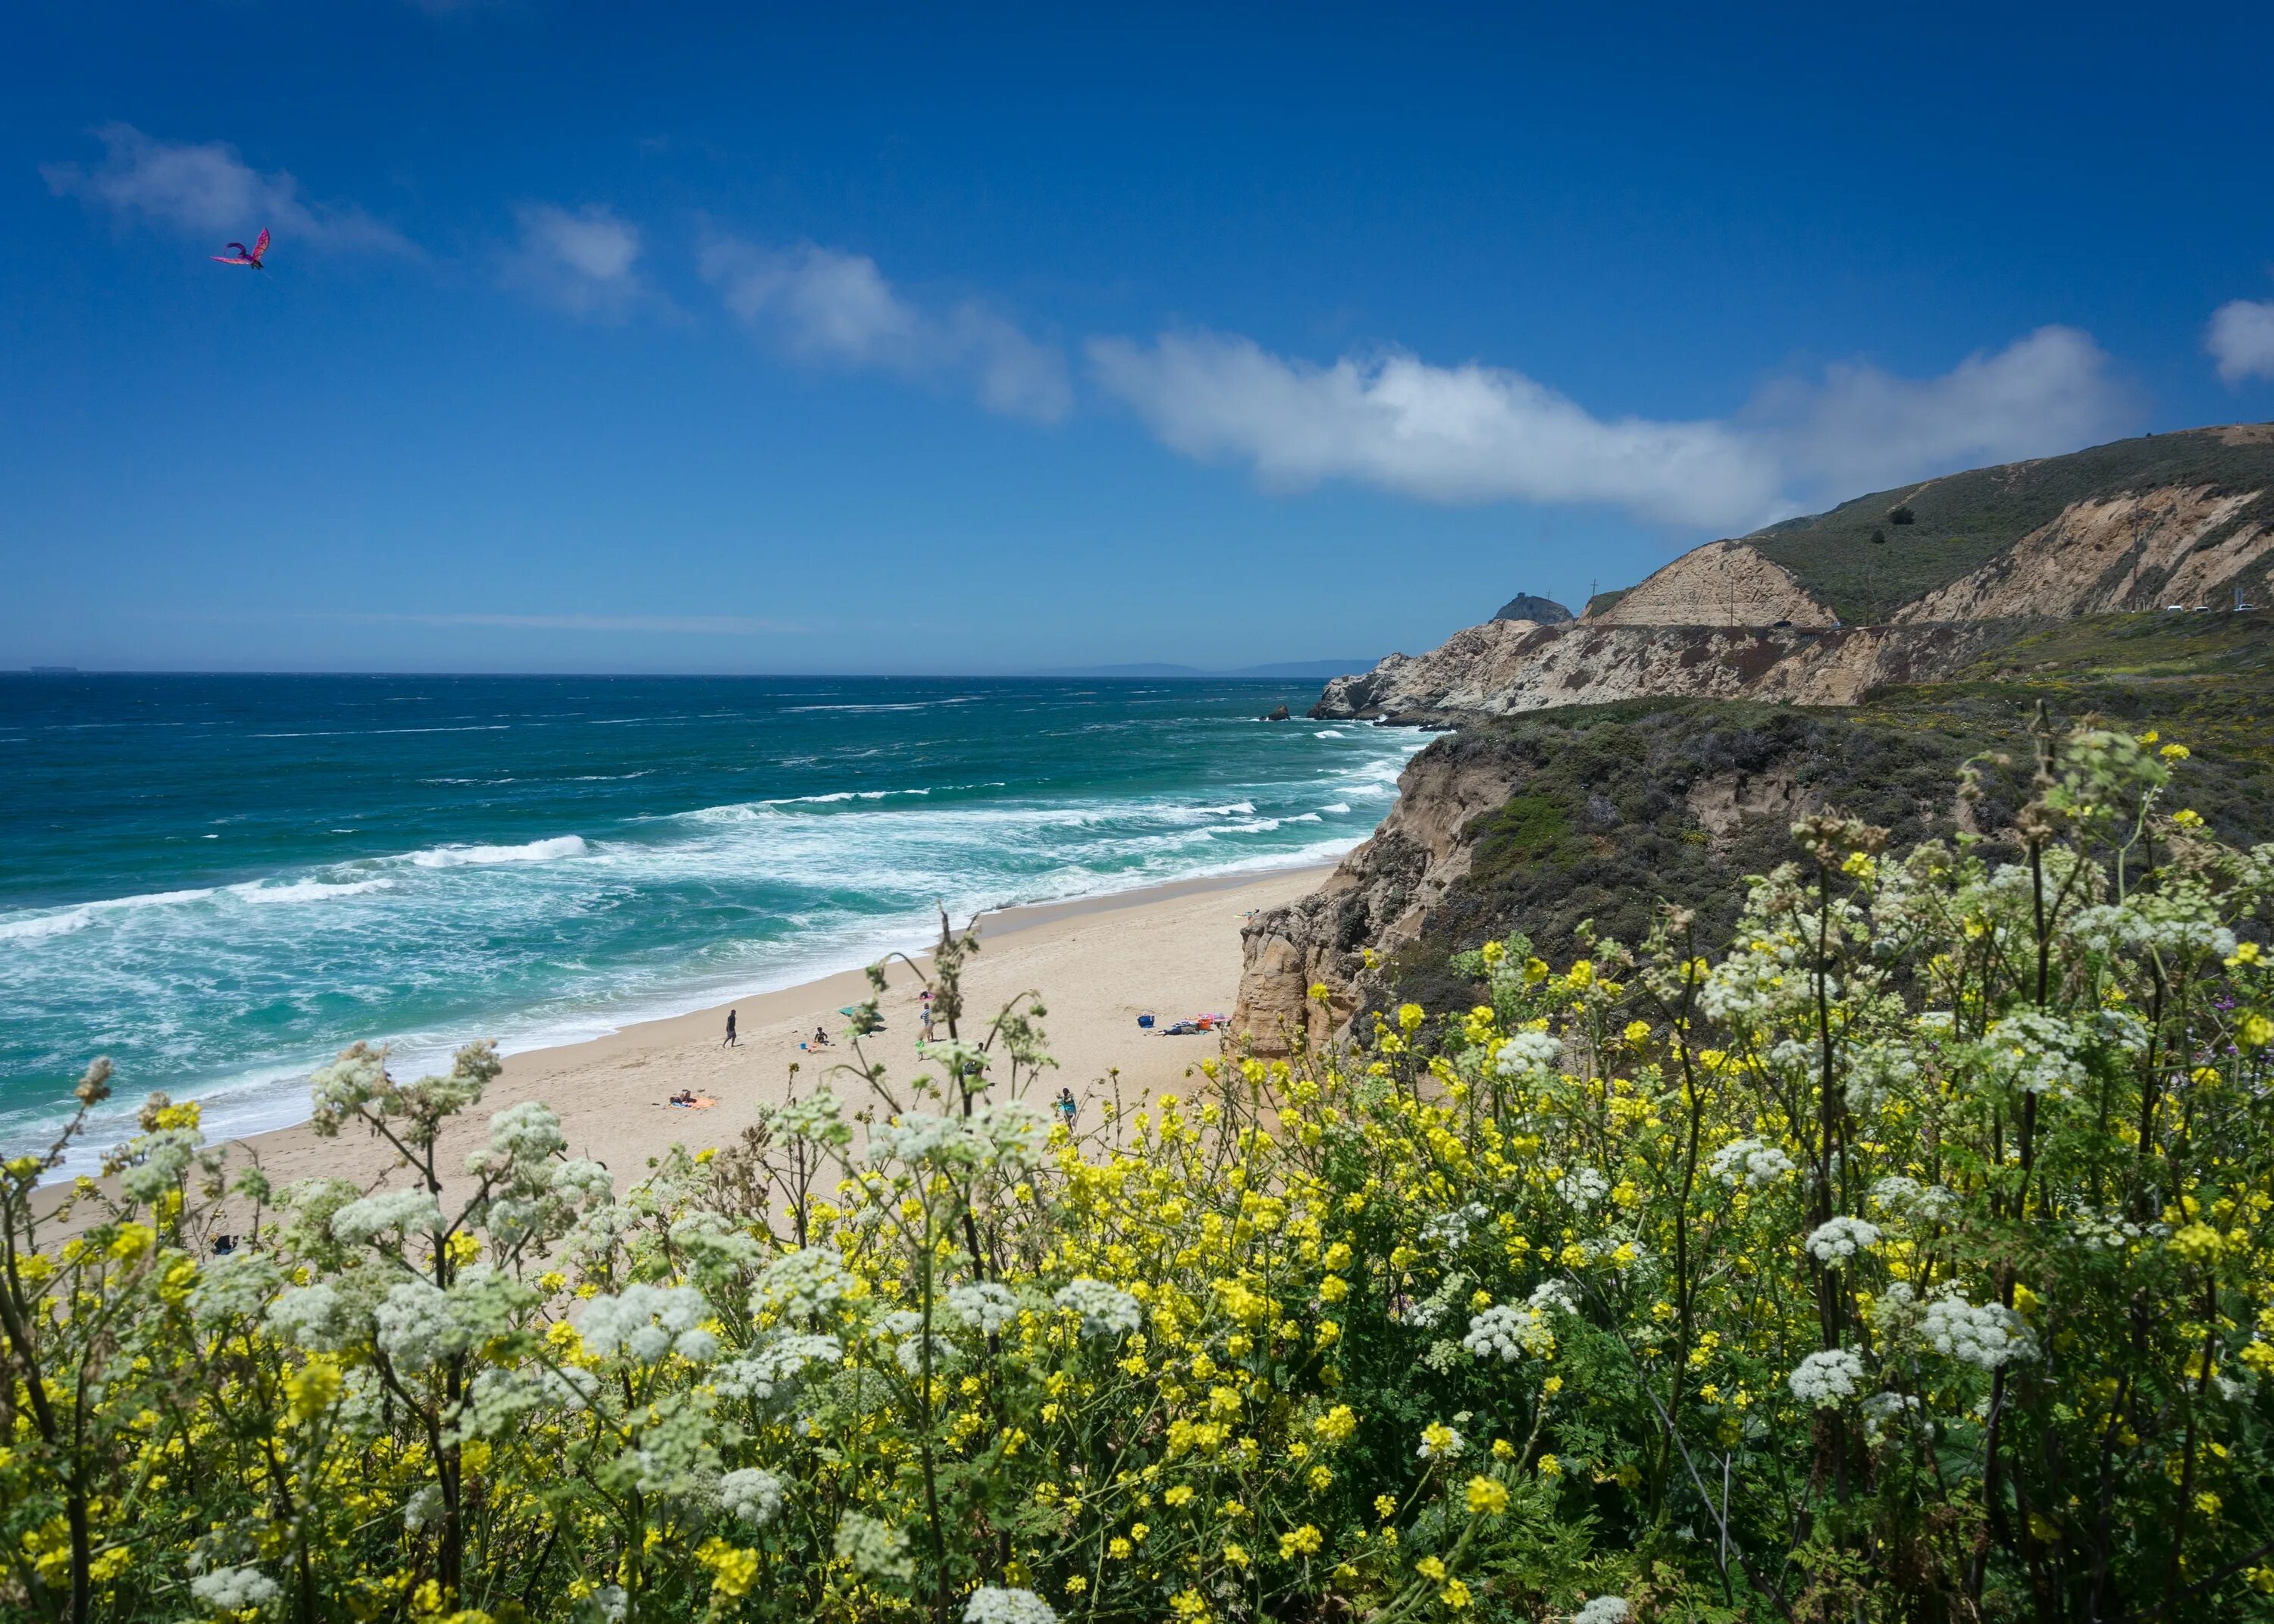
[{"xmin": 0, "ymin": 673, "xmax": 1419, "ymax": 1162}]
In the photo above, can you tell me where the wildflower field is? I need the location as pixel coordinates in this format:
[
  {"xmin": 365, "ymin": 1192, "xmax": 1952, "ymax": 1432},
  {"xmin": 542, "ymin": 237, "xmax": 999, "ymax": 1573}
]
[{"xmin": 5, "ymin": 723, "xmax": 2272, "ymax": 1624}]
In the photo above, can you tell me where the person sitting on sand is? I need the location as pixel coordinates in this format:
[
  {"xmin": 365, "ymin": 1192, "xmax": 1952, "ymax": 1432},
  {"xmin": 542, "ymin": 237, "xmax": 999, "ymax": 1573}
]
[
  {"xmin": 669, "ymin": 1088, "xmax": 696, "ymax": 1106},
  {"xmin": 722, "ymin": 1009, "xmax": 738, "ymax": 1047},
  {"xmin": 811, "ymin": 1025, "xmax": 832, "ymax": 1048}
]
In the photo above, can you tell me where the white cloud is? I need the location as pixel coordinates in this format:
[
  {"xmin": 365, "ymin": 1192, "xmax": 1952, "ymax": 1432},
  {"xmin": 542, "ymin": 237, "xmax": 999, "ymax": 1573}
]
[
  {"xmin": 1749, "ymin": 325, "xmax": 2130, "ymax": 502},
  {"xmin": 700, "ymin": 236, "xmax": 1071, "ymax": 422},
  {"xmin": 1088, "ymin": 324, "xmax": 2135, "ymax": 534},
  {"xmin": 2207, "ymin": 299, "xmax": 2274, "ymax": 385},
  {"xmin": 1087, "ymin": 331, "xmax": 1780, "ymax": 528},
  {"xmin": 42, "ymin": 124, "xmax": 409, "ymax": 255},
  {"xmin": 502, "ymin": 203, "xmax": 645, "ymax": 317}
]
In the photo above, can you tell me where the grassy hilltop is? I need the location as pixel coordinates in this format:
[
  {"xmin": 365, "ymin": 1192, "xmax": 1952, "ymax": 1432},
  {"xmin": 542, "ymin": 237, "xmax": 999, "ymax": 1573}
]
[{"xmin": 1740, "ymin": 425, "xmax": 2274, "ymax": 624}]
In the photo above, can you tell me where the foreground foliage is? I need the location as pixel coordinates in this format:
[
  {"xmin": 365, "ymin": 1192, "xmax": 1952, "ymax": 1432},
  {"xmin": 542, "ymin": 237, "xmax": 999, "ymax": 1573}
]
[{"xmin": 4, "ymin": 722, "xmax": 2273, "ymax": 1624}]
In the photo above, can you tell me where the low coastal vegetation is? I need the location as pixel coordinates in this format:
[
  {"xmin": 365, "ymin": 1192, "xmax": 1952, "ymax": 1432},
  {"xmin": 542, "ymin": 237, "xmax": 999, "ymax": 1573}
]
[
  {"xmin": 5, "ymin": 721, "xmax": 2273, "ymax": 1623},
  {"xmin": 1375, "ymin": 611, "xmax": 2274, "ymax": 1015}
]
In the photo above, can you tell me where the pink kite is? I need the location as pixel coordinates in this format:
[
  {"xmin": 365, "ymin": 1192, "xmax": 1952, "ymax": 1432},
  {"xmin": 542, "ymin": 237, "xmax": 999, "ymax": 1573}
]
[{"xmin": 211, "ymin": 229, "xmax": 270, "ymax": 269}]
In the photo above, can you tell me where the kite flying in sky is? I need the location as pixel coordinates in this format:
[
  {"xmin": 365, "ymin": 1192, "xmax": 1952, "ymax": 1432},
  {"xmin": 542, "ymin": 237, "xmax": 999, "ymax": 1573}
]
[{"xmin": 211, "ymin": 229, "xmax": 269, "ymax": 269}]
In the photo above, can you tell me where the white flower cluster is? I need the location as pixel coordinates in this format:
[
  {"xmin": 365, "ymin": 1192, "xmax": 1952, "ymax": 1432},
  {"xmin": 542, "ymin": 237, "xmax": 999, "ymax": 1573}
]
[
  {"xmin": 1920, "ymin": 1294, "xmax": 2034, "ymax": 1369},
  {"xmin": 1787, "ymin": 1347, "xmax": 1866, "ymax": 1408},
  {"xmin": 578, "ymin": 1584, "xmax": 628, "ymax": 1624},
  {"xmin": 1421, "ymin": 1201, "xmax": 1488, "ymax": 1248},
  {"xmin": 717, "ymin": 1466, "xmax": 785, "ymax": 1527},
  {"xmin": 964, "ymin": 1585, "xmax": 1060, "ymax": 1624},
  {"xmin": 925, "ymin": 1038, "xmax": 993, "ymax": 1077},
  {"xmin": 1053, "ymin": 1277, "xmax": 1142, "ymax": 1338},
  {"xmin": 1493, "ymin": 1029, "xmax": 1562, "ymax": 1081},
  {"xmin": 1696, "ymin": 937, "xmax": 1813, "ymax": 1025},
  {"xmin": 758, "ymin": 1087, "xmax": 852, "ymax": 1147},
  {"xmin": 482, "ymin": 1099, "xmax": 566, "ymax": 1165},
  {"xmin": 1806, "ymin": 1216, "xmax": 1881, "ymax": 1264},
  {"xmin": 403, "ymin": 1482, "xmax": 445, "ymax": 1531},
  {"xmin": 2066, "ymin": 900, "xmax": 2236, "ymax": 962},
  {"xmin": 881, "ymin": 1308, "xmax": 953, "ymax": 1374},
  {"xmin": 267, "ymin": 1283, "xmax": 351, "ymax": 1350},
  {"xmin": 579, "ymin": 1283, "xmax": 718, "ymax": 1365},
  {"xmin": 189, "ymin": 1253, "xmax": 283, "ymax": 1328},
  {"xmin": 835, "ymin": 1513, "xmax": 915, "ymax": 1582},
  {"xmin": 375, "ymin": 1267, "xmax": 534, "ymax": 1372},
  {"xmin": 447, "ymin": 1362, "xmax": 599, "ymax": 1444},
  {"xmin": 1983, "ymin": 1010, "xmax": 2090, "ymax": 1100},
  {"xmin": 1843, "ymin": 1043, "xmax": 1921, "ymax": 1115},
  {"xmin": 331, "ymin": 1188, "xmax": 443, "ymax": 1246},
  {"xmin": 1709, "ymin": 1138, "xmax": 1795, "ymax": 1189},
  {"xmin": 753, "ymin": 1247, "xmax": 853, "ymax": 1322},
  {"xmin": 713, "ymin": 1333, "xmax": 842, "ymax": 1401},
  {"xmin": 1463, "ymin": 1303, "xmax": 1555, "ymax": 1363},
  {"xmin": 1528, "ymin": 1279, "xmax": 1581, "ymax": 1316},
  {"xmin": 868, "ymin": 1099, "xmax": 1048, "ymax": 1174},
  {"xmin": 669, "ymin": 1211, "xmax": 769, "ymax": 1278},
  {"xmin": 1574, "ymin": 1599, "xmax": 1630, "ymax": 1624},
  {"xmin": 2066, "ymin": 1207, "xmax": 2150, "ymax": 1250},
  {"xmin": 1554, "ymin": 1166, "xmax": 1610, "ymax": 1210},
  {"xmin": 1868, "ymin": 1176, "xmax": 1956, "ymax": 1222},
  {"xmin": 191, "ymin": 1566, "xmax": 280, "ymax": 1611},
  {"xmin": 119, "ymin": 1127, "xmax": 203, "ymax": 1203},
  {"xmin": 1859, "ymin": 1389, "xmax": 1922, "ymax": 1442},
  {"xmin": 948, "ymin": 1281, "xmax": 1020, "ymax": 1335}
]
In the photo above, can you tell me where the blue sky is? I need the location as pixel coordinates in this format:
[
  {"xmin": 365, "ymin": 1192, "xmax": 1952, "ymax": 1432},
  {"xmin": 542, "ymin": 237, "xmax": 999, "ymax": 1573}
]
[{"xmin": 6, "ymin": 2, "xmax": 2274, "ymax": 674}]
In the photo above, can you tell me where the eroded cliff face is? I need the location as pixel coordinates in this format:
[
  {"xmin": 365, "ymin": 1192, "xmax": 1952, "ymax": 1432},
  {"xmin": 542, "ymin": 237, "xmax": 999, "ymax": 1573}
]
[
  {"xmin": 1587, "ymin": 539, "xmax": 1840, "ymax": 628},
  {"xmin": 1230, "ymin": 740, "xmax": 1520, "ymax": 1055},
  {"xmin": 1311, "ymin": 621, "xmax": 1987, "ymax": 721},
  {"xmin": 1897, "ymin": 486, "xmax": 2272, "ymax": 622}
]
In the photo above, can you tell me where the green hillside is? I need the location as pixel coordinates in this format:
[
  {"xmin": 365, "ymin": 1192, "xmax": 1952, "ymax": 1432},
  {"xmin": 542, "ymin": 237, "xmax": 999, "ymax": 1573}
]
[{"xmin": 1740, "ymin": 424, "xmax": 2274, "ymax": 624}]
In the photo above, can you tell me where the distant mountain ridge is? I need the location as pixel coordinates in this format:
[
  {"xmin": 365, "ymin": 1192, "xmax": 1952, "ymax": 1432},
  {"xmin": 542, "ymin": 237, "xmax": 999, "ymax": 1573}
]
[
  {"xmin": 1034, "ymin": 659, "xmax": 1378, "ymax": 681},
  {"xmin": 1314, "ymin": 423, "xmax": 2274, "ymax": 722}
]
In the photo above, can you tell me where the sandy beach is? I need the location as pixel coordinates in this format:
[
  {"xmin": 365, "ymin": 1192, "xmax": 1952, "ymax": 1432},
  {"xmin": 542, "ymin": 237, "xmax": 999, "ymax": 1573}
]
[{"xmin": 157, "ymin": 865, "xmax": 1326, "ymax": 1213}]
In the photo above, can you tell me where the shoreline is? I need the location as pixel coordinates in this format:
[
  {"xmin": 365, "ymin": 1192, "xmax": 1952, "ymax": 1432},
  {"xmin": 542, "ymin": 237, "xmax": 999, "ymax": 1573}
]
[
  {"xmin": 23, "ymin": 852, "xmax": 1354, "ymax": 1181},
  {"xmin": 43, "ymin": 862, "xmax": 1332, "ymax": 1221}
]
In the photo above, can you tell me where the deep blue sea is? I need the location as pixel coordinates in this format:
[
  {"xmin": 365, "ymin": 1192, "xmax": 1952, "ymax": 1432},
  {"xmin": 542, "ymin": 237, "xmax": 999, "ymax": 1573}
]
[{"xmin": 0, "ymin": 674, "xmax": 1418, "ymax": 1166}]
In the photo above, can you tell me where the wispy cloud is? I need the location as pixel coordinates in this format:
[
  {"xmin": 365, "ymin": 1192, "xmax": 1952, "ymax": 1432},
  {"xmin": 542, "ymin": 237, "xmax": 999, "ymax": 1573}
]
[
  {"xmin": 1088, "ymin": 324, "xmax": 2132, "ymax": 533},
  {"xmin": 2207, "ymin": 296, "xmax": 2274, "ymax": 386},
  {"xmin": 42, "ymin": 124, "xmax": 410, "ymax": 255},
  {"xmin": 500, "ymin": 202, "xmax": 646, "ymax": 318},
  {"xmin": 700, "ymin": 236, "xmax": 1071, "ymax": 422}
]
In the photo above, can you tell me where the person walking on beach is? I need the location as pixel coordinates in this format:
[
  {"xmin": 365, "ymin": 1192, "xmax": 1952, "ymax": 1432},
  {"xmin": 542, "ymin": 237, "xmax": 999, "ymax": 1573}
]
[{"xmin": 722, "ymin": 1009, "xmax": 738, "ymax": 1047}]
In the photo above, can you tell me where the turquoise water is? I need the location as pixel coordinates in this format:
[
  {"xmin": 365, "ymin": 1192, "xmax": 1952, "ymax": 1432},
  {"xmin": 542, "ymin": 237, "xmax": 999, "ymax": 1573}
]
[{"xmin": 0, "ymin": 674, "xmax": 1417, "ymax": 1165}]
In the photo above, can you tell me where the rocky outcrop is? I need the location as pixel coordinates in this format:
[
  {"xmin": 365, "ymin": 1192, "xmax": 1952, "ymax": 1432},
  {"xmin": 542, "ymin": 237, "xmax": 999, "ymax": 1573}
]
[
  {"xmin": 1586, "ymin": 540, "xmax": 1840, "ymax": 628},
  {"xmin": 1230, "ymin": 739, "xmax": 1521, "ymax": 1055},
  {"xmin": 1311, "ymin": 621, "xmax": 1990, "ymax": 721},
  {"xmin": 1897, "ymin": 487, "xmax": 2272, "ymax": 621},
  {"xmin": 1493, "ymin": 593, "xmax": 1573, "ymax": 624}
]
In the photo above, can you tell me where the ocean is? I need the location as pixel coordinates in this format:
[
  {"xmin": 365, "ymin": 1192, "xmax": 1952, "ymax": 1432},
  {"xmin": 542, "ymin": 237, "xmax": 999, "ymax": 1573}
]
[{"xmin": 0, "ymin": 673, "xmax": 1420, "ymax": 1167}]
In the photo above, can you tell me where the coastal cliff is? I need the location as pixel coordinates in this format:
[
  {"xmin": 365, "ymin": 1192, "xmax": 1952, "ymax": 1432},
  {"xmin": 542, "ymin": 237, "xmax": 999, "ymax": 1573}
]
[
  {"xmin": 1310, "ymin": 619, "xmax": 1990, "ymax": 721},
  {"xmin": 1241, "ymin": 422, "xmax": 2274, "ymax": 1054}
]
